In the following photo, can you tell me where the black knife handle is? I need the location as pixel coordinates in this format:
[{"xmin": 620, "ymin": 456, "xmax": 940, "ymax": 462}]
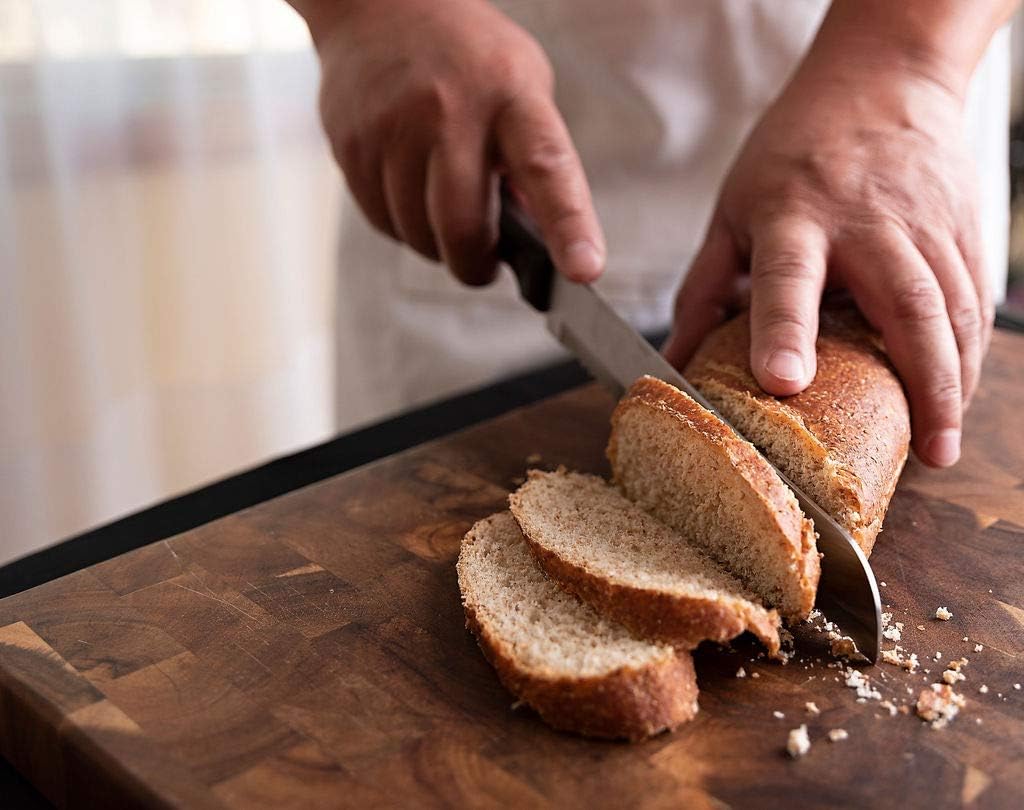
[{"xmin": 497, "ymin": 186, "xmax": 554, "ymax": 312}]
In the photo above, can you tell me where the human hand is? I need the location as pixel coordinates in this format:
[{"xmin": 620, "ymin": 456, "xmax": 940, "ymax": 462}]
[
  {"xmin": 305, "ymin": 0, "xmax": 604, "ymax": 285},
  {"xmin": 663, "ymin": 53, "xmax": 992, "ymax": 468}
]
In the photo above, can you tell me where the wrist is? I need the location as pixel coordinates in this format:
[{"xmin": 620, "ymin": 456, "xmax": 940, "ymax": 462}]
[{"xmin": 801, "ymin": 0, "xmax": 1014, "ymax": 103}]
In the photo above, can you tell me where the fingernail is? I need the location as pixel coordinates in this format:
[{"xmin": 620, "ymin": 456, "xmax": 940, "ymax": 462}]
[
  {"xmin": 925, "ymin": 428, "xmax": 961, "ymax": 467},
  {"xmin": 563, "ymin": 241, "xmax": 603, "ymax": 280},
  {"xmin": 765, "ymin": 350, "xmax": 805, "ymax": 383}
]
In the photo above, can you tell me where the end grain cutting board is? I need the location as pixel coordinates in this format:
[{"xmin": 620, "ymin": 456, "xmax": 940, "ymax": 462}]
[{"xmin": 1, "ymin": 332, "xmax": 1022, "ymax": 809}]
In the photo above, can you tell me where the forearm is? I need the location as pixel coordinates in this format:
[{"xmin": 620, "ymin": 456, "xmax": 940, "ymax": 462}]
[{"xmin": 807, "ymin": 0, "xmax": 1019, "ymax": 99}]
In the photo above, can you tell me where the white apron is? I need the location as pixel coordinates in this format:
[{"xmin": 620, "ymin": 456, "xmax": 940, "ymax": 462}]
[{"xmin": 333, "ymin": 0, "xmax": 1010, "ymax": 430}]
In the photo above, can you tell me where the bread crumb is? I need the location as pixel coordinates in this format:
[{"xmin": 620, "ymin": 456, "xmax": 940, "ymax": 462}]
[
  {"xmin": 827, "ymin": 728, "xmax": 849, "ymax": 742},
  {"xmin": 1015, "ymin": 684, "xmax": 1021, "ymax": 691},
  {"xmin": 880, "ymin": 648, "xmax": 920, "ymax": 673},
  {"xmin": 880, "ymin": 700, "xmax": 897, "ymax": 717},
  {"xmin": 947, "ymin": 658, "xmax": 968, "ymax": 672},
  {"xmin": 883, "ymin": 625, "xmax": 902, "ymax": 642},
  {"xmin": 916, "ymin": 684, "xmax": 965, "ymax": 729},
  {"xmin": 935, "ymin": 607, "xmax": 953, "ymax": 621},
  {"xmin": 974, "ymin": 644, "xmax": 984, "ymax": 652},
  {"xmin": 787, "ymin": 725, "xmax": 810, "ymax": 758},
  {"xmin": 805, "ymin": 701, "xmax": 820, "ymax": 716},
  {"xmin": 845, "ymin": 669, "xmax": 881, "ymax": 700},
  {"xmin": 736, "ymin": 666, "xmax": 746, "ymax": 678},
  {"xmin": 881, "ymin": 612, "xmax": 893, "ymax": 626},
  {"xmin": 773, "ymin": 710, "xmax": 785, "ymax": 719},
  {"xmin": 979, "ymin": 685, "xmax": 989, "ymax": 694},
  {"xmin": 751, "ymin": 672, "xmax": 760, "ymax": 679},
  {"xmin": 934, "ymin": 652, "xmax": 942, "ymax": 660},
  {"xmin": 916, "ymin": 624, "xmax": 925, "ymax": 631},
  {"xmin": 962, "ymin": 636, "xmax": 969, "ymax": 642},
  {"xmin": 828, "ymin": 632, "xmax": 864, "ymax": 661},
  {"xmin": 880, "ymin": 581, "xmax": 887, "ymax": 587},
  {"xmin": 942, "ymin": 670, "xmax": 965, "ymax": 685}
]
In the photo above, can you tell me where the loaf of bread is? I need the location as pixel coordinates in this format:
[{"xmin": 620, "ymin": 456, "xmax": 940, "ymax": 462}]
[
  {"xmin": 457, "ymin": 512, "xmax": 699, "ymax": 741},
  {"xmin": 684, "ymin": 307, "xmax": 910, "ymax": 556},
  {"xmin": 608, "ymin": 376, "xmax": 819, "ymax": 620},
  {"xmin": 509, "ymin": 469, "xmax": 781, "ymax": 656}
]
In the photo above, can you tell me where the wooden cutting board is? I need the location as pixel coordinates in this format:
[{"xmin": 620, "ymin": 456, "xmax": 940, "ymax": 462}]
[{"xmin": 1, "ymin": 332, "xmax": 1022, "ymax": 810}]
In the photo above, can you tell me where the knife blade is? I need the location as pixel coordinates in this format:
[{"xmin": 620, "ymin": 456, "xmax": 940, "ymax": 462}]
[{"xmin": 497, "ymin": 193, "xmax": 881, "ymax": 663}]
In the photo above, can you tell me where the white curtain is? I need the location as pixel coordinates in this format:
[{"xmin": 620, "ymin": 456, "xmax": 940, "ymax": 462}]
[{"xmin": 0, "ymin": 1, "xmax": 343, "ymax": 565}]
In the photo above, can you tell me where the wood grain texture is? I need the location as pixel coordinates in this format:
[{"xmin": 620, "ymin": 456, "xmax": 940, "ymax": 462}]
[{"xmin": 1, "ymin": 331, "xmax": 1022, "ymax": 810}]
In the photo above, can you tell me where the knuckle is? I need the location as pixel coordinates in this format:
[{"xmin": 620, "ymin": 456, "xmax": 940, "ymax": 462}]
[
  {"xmin": 981, "ymin": 301, "xmax": 996, "ymax": 331},
  {"xmin": 755, "ymin": 303, "xmax": 813, "ymax": 344},
  {"xmin": 922, "ymin": 374, "xmax": 963, "ymax": 413},
  {"xmin": 890, "ymin": 281, "xmax": 946, "ymax": 324},
  {"xmin": 409, "ymin": 79, "xmax": 459, "ymax": 128},
  {"xmin": 516, "ymin": 137, "xmax": 576, "ymax": 181},
  {"xmin": 752, "ymin": 251, "xmax": 818, "ymax": 284},
  {"xmin": 490, "ymin": 36, "xmax": 553, "ymax": 95},
  {"xmin": 947, "ymin": 303, "xmax": 982, "ymax": 345},
  {"xmin": 494, "ymin": 49, "xmax": 553, "ymax": 95}
]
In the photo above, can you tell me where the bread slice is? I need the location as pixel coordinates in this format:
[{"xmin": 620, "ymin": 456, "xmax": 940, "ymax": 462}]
[
  {"xmin": 684, "ymin": 307, "xmax": 910, "ymax": 556},
  {"xmin": 608, "ymin": 376, "xmax": 819, "ymax": 620},
  {"xmin": 509, "ymin": 470, "xmax": 781, "ymax": 656},
  {"xmin": 457, "ymin": 512, "xmax": 699, "ymax": 741}
]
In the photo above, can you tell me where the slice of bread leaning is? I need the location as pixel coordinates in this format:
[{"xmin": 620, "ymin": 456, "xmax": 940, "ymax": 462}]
[
  {"xmin": 458, "ymin": 512, "xmax": 699, "ymax": 741},
  {"xmin": 608, "ymin": 376, "xmax": 819, "ymax": 620},
  {"xmin": 509, "ymin": 470, "xmax": 781, "ymax": 657},
  {"xmin": 684, "ymin": 307, "xmax": 910, "ymax": 556}
]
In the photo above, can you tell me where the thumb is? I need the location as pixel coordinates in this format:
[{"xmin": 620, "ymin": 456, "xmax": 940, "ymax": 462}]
[{"xmin": 748, "ymin": 218, "xmax": 827, "ymax": 396}]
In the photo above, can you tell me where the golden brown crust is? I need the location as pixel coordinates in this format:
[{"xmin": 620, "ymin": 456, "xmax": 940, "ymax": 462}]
[
  {"xmin": 684, "ymin": 307, "xmax": 910, "ymax": 556},
  {"xmin": 608, "ymin": 376, "xmax": 819, "ymax": 619},
  {"xmin": 463, "ymin": 603, "xmax": 699, "ymax": 741},
  {"xmin": 511, "ymin": 501, "xmax": 782, "ymax": 658}
]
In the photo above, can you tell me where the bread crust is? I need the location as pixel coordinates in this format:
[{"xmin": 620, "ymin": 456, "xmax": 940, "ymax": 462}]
[
  {"xmin": 608, "ymin": 376, "xmax": 820, "ymax": 620},
  {"xmin": 519, "ymin": 529, "xmax": 781, "ymax": 657},
  {"xmin": 463, "ymin": 602, "xmax": 699, "ymax": 742},
  {"xmin": 684, "ymin": 307, "xmax": 910, "ymax": 556}
]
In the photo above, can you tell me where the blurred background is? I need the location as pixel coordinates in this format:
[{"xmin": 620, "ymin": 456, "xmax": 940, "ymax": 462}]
[{"xmin": 1, "ymin": 1, "xmax": 1023, "ymax": 567}]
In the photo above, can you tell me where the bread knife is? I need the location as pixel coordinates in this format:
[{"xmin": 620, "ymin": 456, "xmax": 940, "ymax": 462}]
[{"xmin": 497, "ymin": 194, "xmax": 882, "ymax": 663}]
